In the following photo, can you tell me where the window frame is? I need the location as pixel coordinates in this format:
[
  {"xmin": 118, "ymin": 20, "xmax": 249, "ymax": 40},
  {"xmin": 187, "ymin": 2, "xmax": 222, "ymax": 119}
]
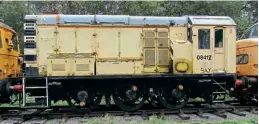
[
  {"xmin": 240, "ymin": 23, "xmax": 258, "ymax": 39},
  {"xmin": 12, "ymin": 34, "xmax": 19, "ymax": 51},
  {"xmin": 214, "ymin": 29, "xmax": 224, "ymax": 48},
  {"xmin": 236, "ymin": 54, "xmax": 249, "ymax": 64},
  {"xmin": 24, "ymin": 55, "xmax": 37, "ymax": 61},
  {"xmin": 198, "ymin": 29, "xmax": 211, "ymax": 49}
]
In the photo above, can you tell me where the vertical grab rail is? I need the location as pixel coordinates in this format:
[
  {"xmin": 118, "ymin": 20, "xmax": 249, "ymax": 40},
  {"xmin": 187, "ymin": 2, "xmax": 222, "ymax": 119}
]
[
  {"xmin": 45, "ymin": 77, "xmax": 49, "ymax": 107},
  {"xmin": 22, "ymin": 77, "xmax": 26, "ymax": 107}
]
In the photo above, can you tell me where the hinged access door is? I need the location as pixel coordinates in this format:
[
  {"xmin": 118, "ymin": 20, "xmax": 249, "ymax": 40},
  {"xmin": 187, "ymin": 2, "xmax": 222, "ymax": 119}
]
[
  {"xmin": 213, "ymin": 27, "xmax": 225, "ymax": 72},
  {"xmin": 192, "ymin": 27, "xmax": 214, "ymax": 74},
  {"xmin": 143, "ymin": 28, "xmax": 170, "ymax": 73}
]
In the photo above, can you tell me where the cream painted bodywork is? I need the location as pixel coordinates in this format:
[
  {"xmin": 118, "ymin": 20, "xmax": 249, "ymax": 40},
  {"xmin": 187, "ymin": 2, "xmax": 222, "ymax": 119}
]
[
  {"xmin": 191, "ymin": 26, "xmax": 236, "ymax": 74},
  {"xmin": 36, "ymin": 24, "xmax": 236, "ymax": 76},
  {"xmin": 96, "ymin": 60, "xmax": 143, "ymax": 75},
  {"xmin": 47, "ymin": 53, "xmax": 95, "ymax": 76}
]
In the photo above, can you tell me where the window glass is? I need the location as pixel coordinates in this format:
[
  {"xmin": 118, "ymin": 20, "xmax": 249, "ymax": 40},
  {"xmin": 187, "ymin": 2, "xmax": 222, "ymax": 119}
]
[
  {"xmin": 243, "ymin": 30, "xmax": 251, "ymax": 39},
  {"xmin": 0, "ymin": 32, "xmax": 2, "ymax": 48},
  {"xmin": 198, "ymin": 29, "xmax": 210, "ymax": 49},
  {"xmin": 251, "ymin": 25, "xmax": 258, "ymax": 38},
  {"xmin": 12, "ymin": 34, "xmax": 18, "ymax": 51},
  {"xmin": 236, "ymin": 54, "xmax": 248, "ymax": 64},
  {"xmin": 240, "ymin": 24, "xmax": 258, "ymax": 39},
  {"xmin": 24, "ymin": 55, "xmax": 36, "ymax": 61},
  {"xmin": 25, "ymin": 42, "xmax": 36, "ymax": 48},
  {"xmin": 5, "ymin": 38, "xmax": 8, "ymax": 47},
  {"xmin": 188, "ymin": 28, "xmax": 192, "ymax": 43},
  {"xmin": 215, "ymin": 29, "xmax": 223, "ymax": 48}
]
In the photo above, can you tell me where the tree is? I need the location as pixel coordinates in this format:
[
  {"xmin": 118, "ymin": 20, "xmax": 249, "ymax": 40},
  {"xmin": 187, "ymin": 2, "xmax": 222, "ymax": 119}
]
[{"xmin": 0, "ymin": 1, "xmax": 37, "ymax": 53}]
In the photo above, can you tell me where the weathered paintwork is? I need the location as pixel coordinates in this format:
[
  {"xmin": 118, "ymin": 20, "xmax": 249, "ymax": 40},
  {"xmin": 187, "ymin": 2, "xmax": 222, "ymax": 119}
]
[
  {"xmin": 236, "ymin": 23, "xmax": 258, "ymax": 77},
  {"xmin": 47, "ymin": 53, "xmax": 95, "ymax": 76},
  {"xmin": 24, "ymin": 14, "xmax": 237, "ymax": 76},
  {"xmin": 236, "ymin": 39, "xmax": 258, "ymax": 76},
  {"xmin": 0, "ymin": 22, "xmax": 21, "ymax": 80}
]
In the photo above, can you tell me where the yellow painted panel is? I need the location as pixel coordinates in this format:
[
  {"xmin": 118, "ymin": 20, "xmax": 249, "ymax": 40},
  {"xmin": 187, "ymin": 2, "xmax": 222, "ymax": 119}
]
[
  {"xmin": 143, "ymin": 48, "xmax": 156, "ymax": 73},
  {"xmin": 96, "ymin": 28, "xmax": 119, "ymax": 58},
  {"xmin": 77, "ymin": 28, "xmax": 95, "ymax": 53},
  {"xmin": 134, "ymin": 61, "xmax": 144, "ymax": 74},
  {"xmin": 169, "ymin": 27, "xmax": 187, "ymax": 41},
  {"xmin": 157, "ymin": 48, "xmax": 169, "ymax": 73},
  {"xmin": 57, "ymin": 28, "xmax": 76, "ymax": 53},
  {"xmin": 142, "ymin": 28, "xmax": 156, "ymax": 73},
  {"xmin": 96, "ymin": 60, "xmax": 135, "ymax": 75},
  {"xmin": 120, "ymin": 28, "xmax": 142, "ymax": 58},
  {"xmin": 37, "ymin": 27, "xmax": 56, "ymax": 75},
  {"xmin": 214, "ymin": 53, "xmax": 225, "ymax": 72},
  {"xmin": 47, "ymin": 58, "xmax": 71, "ymax": 76},
  {"xmin": 224, "ymin": 27, "xmax": 236, "ymax": 73},
  {"xmin": 71, "ymin": 58, "xmax": 95, "ymax": 76}
]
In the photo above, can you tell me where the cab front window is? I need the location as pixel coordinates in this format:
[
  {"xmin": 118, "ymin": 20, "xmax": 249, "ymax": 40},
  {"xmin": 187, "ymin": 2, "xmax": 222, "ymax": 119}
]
[{"xmin": 236, "ymin": 54, "xmax": 248, "ymax": 64}]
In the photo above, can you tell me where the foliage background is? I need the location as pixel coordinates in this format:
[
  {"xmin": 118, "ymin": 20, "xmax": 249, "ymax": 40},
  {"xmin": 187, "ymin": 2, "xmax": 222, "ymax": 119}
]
[{"xmin": 0, "ymin": 1, "xmax": 257, "ymax": 53}]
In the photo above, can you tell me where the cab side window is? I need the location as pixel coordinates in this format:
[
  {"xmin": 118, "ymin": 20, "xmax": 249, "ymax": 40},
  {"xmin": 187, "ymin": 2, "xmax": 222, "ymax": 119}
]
[
  {"xmin": 0, "ymin": 32, "xmax": 2, "ymax": 49},
  {"xmin": 215, "ymin": 29, "xmax": 223, "ymax": 48},
  {"xmin": 5, "ymin": 38, "xmax": 8, "ymax": 46},
  {"xmin": 198, "ymin": 29, "xmax": 210, "ymax": 49},
  {"xmin": 12, "ymin": 34, "xmax": 18, "ymax": 51}
]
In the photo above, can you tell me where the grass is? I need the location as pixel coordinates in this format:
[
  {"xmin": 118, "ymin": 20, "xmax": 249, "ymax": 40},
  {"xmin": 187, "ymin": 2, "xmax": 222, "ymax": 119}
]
[{"xmin": 81, "ymin": 116, "xmax": 258, "ymax": 124}]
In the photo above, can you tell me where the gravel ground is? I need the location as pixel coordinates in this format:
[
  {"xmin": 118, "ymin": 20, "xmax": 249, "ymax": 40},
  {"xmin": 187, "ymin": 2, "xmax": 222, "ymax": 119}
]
[{"xmin": 0, "ymin": 110, "xmax": 257, "ymax": 124}]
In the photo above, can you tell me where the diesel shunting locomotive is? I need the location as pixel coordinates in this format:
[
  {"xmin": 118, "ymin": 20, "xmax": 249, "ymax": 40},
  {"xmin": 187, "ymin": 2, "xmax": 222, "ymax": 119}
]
[{"xmin": 1, "ymin": 14, "xmax": 244, "ymax": 111}]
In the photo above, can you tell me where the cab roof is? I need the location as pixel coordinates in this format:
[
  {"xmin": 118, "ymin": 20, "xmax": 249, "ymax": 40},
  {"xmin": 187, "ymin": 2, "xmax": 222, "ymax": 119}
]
[
  {"xmin": 25, "ymin": 14, "xmax": 236, "ymax": 26},
  {"xmin": 236, "ymin": 38, "xmax": 258, "ymax": 48},
  {"xmin": 187, "ymin": 16, "xmax": 236, "ymax": 26},
  {"xmin": 0, "ymin": 22, "xmax": 16, "ymax": 33}
]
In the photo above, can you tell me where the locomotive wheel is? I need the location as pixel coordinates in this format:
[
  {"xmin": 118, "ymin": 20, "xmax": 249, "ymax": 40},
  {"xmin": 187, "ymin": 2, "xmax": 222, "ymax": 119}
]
[
  {"xmin": 158, "ymin": 84, "xmax": 189, "ymax": 109},
  {"xmin": 112, "ymin": 86, "xmax": 147, "ymax": 111},
  {"xmin": 66, "ymin": 91, "xmax": 102, "ymax": 113}
]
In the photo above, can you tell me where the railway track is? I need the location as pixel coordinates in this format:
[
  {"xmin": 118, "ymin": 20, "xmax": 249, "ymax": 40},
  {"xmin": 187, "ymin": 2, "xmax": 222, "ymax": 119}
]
[{"xmin": 0, "ymin": 100, "xmax": 257, "ymax": 124}]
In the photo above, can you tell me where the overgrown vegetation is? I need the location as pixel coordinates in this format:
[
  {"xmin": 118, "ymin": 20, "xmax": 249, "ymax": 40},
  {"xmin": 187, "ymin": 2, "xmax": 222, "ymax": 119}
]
[{"xmin": 0, "ymin": 1, "xmax": 257, "ymax": 53}]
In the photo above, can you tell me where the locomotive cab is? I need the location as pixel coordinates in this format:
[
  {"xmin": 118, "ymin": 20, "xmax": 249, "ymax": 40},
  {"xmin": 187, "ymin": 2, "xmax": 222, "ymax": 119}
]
[
  {"xmin": 0, "ymin": 22, "xmax": 22, "ymax": 103},
  {"xmin": 169, "ymin": 16, "xmax": 237, "ymax": 103},
  {"xmin": 189, "ymin": 17, "xmax": 236, "ymax": 74}
]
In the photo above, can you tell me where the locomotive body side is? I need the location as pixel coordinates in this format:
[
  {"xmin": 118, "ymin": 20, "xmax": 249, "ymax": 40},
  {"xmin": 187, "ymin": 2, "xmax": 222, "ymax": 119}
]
[
  {"xmin": 32, "ymin": 15, "xmax": 236, "ymax": 76},
  {"xmin": 19, "ymin": 15, "xmax": 237, "ymax": 111}
]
